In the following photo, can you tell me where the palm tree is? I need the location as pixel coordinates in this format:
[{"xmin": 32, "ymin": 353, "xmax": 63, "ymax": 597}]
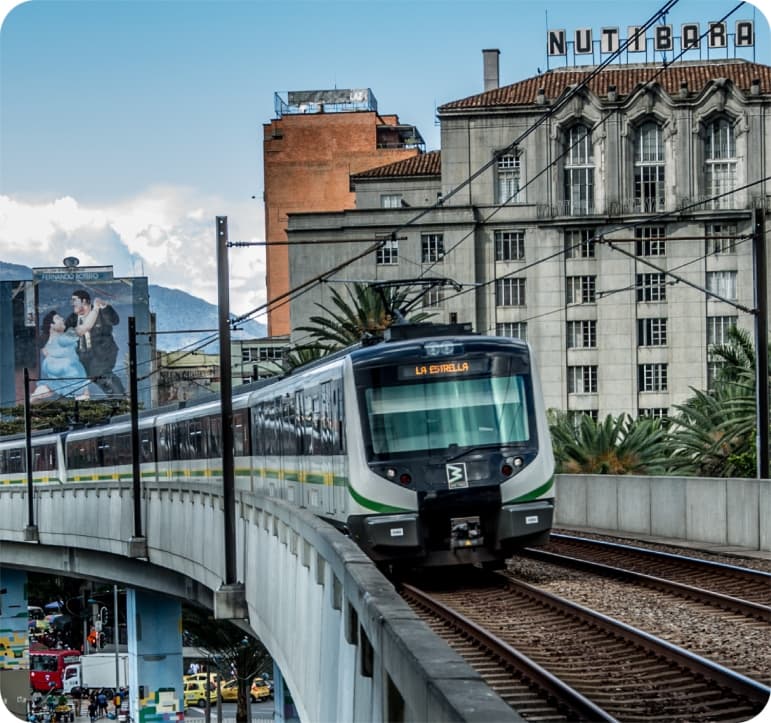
[
  {"xmin": 294, "ymin": 282, "xmax": 432, "ymax": 351},
  {"xmin": 666, "ymin": 325, "xmax": 768, "ymax": 477},
  {"xmin": 549, "ymin": 410, "xmax": 671, "ymax": 475}
]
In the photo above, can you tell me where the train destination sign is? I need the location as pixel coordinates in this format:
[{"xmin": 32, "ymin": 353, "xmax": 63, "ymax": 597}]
[
  {"xmin": 398, "ymin": 358, "xmax": 487, "ymax": 380},
  {"xmin": 547, "ymin": 21, "xmax": 754, "ymax": 56}
]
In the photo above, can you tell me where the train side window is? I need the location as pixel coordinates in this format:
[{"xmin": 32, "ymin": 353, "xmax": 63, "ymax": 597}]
[
  {"xmin": 140, "ymin": 430, "xmax": 154, "ymax": 463},
  {"xmin": 116, "ymin": 432, "xmax": 132, "ymax": 466},
  {"xmin": 98, "ymin": 435, "xmax": 112, "ymax": 466},
  {"xmin": 209, "ymin": 414, "xmax": 222, "ymax": 458},
  {"xmin": 233, "ymin": 409, "xmax": 249, "ymax": 456},
  {"xmin": 251, "ymin": 405, "xmax": 264, "ymax": 455}
]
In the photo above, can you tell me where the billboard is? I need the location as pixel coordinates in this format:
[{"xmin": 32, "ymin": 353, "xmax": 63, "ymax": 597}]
[{"xmin": 0, "ymin": 265, "xmax": 152, "ymax": 408}]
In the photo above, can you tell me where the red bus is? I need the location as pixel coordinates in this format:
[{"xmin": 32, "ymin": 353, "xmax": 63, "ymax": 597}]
[{"xmin": 30, "ymin": 649, "xmax": 81, "ymax": 692}]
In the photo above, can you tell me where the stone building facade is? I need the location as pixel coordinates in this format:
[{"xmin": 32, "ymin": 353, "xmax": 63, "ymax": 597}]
[{"xmin": 285, "ymin": 58, "xmax": 771, "ymax": 419}]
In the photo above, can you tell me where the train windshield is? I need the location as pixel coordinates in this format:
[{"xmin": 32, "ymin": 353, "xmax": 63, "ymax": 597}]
[{"xmin": 362, "ymin": 372, "xmax": 530, "ymax": 457}]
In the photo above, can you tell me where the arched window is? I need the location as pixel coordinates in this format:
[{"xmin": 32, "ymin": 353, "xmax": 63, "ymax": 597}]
[
  {"xmin": 704, "ymin": 118, "xmax": 736, "ymax": 209},
  {"xmin": 634, "ymin": 121, "xmax": 664, "ymax": 212},
  {"xmin": 564, "ymin": 125, "xmax": 594, "ymax": 215}
]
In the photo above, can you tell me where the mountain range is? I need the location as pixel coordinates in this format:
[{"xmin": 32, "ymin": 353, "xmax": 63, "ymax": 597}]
[{"xmin": 0, "ymin": 261, "xmax": 266, "ymax": 352}]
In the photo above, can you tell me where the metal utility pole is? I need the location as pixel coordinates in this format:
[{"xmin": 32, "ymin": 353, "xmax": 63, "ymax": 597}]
[
  {"xmin": 753, "ymin": 208, "xmax": 769, "ymax": 479},
  {"xmin": 23, "ymin": 368, "xmax": 36, "ymax": 537},
  {"xmin": 217, "ymin": 216, "xmax": 237, "ymax": 585},
  {"xmin": 129, "ymin": 317, "xmax": 143, "ymax": 538},
  {"xmin": 113, "ymin": 584, "xmax": 120, "ymax": 688}
]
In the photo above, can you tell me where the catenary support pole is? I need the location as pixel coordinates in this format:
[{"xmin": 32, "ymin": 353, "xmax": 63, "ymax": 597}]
[
  {"xmin": 217, "ymin": 216, "xmax": 237, "ymax": 585},
  {"xmin": 753, "ymin": 208, "xmax": 769, "ymax": 479},
  {"xmin": 129, "ymin": 317, "xmax": 143, "ymax": 538}
]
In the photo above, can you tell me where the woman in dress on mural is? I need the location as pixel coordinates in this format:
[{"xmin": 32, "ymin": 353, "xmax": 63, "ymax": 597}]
[{"xmin": 31, "ymin": 308, "xmax": 95, "ymax": 401}]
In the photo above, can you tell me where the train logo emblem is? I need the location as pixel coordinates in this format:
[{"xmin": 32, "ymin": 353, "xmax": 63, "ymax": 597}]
[{"xmin": 446, "ymin": 463, "xmax": 469, "ymax": 489}]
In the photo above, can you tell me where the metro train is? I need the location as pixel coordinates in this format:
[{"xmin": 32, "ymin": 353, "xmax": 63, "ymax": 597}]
[{"xmin": 0, "ymin": 323, "xmax": 555, "ymax": 567}]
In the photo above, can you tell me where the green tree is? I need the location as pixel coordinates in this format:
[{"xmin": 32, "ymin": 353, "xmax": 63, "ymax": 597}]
[
  {"xmin": 549, "ymin": 410, "xmax": 671, "ymax": 475},
  {"xmin": 666, "ymin": 326, "xmax": 768, "ymax": 477},
  {"xmin": 294, "ymin": 282, "xmax": 432, "ymax": 351},
  {"xmin": 183, "ymin": 605, "xmax": 271, "ymax": 723}
]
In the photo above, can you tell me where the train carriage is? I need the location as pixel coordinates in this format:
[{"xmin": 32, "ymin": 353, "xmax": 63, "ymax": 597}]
[
  {"xmin": 3, "ymin": 322, "xmax": 554, "ymax": 569},
  {"xmin": 0, "ymin": 432, "xmax": 66, "ymax": 486},
  {"xmin": 247, "ymin": 324, "xmax": 555, "ymax": 567}
]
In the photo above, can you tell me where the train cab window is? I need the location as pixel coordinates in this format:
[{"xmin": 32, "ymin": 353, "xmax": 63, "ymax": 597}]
[{"xmin": 363, "ymin": 373, "xmax": 531, "ymax": 457}]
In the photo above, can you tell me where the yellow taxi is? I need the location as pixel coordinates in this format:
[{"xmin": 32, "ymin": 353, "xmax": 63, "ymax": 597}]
[
  {"xmin": 250, "ymin": 677, "xmax": 272, "ymax": 702},
  {"xmin": 218, "ymin": 679, "xmax": 241, "ymax": 703},
  {"xmin": 183, "ymin": 679, "xmax": 216, "ymax": 708}
]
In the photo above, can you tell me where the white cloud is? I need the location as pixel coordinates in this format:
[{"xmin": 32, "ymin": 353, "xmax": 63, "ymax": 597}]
[{"xmin": 0, "ymin": 189, "xmax": 267, "ymax": 317}]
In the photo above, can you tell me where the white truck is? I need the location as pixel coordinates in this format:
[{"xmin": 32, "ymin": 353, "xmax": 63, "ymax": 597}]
[{"xmin": 63, "ymin": 652, "xmax": 129, "ymax": 694}]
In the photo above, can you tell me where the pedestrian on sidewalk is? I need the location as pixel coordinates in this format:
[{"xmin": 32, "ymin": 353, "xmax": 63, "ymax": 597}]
[
  {"xmin": 71, "ymin": 686, "xmax": 82, "ymax": 716},
  {"xmin": 87, "ymin": 698, "xmax": 97, "ymax": 723}
]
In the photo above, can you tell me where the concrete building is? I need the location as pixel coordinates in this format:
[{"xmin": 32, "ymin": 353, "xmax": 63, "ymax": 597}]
[
  {"xmin": 263, "ymin": 88, "xmax": 425, "ymax": 337},
  {"xmin": 285, "ymin": 55, "xmax": 771, "ymax": 419}
]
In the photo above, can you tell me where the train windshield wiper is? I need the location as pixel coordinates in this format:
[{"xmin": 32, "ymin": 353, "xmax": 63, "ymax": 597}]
[{"xmin": 443, "ymin": 444, "xmax": 495, "ymax": 463}]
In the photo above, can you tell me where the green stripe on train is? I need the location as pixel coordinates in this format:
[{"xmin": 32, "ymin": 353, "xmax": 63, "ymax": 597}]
[
  {"xmin": 505, "ymin": 476, "xmax": 554, "ymax": 504},
  {"xmin": 347, "ymin": 482, "xmax": 409, "ymax": 514}
]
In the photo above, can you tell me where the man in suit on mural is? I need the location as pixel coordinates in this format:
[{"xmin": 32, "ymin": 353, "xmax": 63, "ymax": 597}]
[{"xmin": 66, "ymin": 288, "xmax": 126, "ymax": 397}]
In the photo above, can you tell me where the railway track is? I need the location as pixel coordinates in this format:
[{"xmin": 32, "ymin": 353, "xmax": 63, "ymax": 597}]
[
  {"xmin": 400, "ymin": 570, "xmax": 770, "ymax": 722},
  {"xmin": 520, "ymin": 533, "xmax": 771, "ymax": 617}
]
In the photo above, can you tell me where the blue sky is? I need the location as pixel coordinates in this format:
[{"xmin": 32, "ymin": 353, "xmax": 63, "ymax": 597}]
[{"xmin": 1, "ymin": 0, "xmax": 769, "ymax": 317}]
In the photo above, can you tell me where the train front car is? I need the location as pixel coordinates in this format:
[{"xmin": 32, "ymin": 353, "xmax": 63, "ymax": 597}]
[{"xmin": 345, "ymin": 328, "xmax": 554, "ymax": 567}]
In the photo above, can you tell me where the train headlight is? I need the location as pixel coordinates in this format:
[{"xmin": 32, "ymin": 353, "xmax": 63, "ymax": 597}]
[{"xmin": 386, "ymin": 468, "xmax": 397, "ymax": 479}]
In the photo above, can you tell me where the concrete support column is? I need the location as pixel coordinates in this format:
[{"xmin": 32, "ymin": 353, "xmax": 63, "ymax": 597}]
[
  {"xmin": 0, "ymin": 568, "xmax": 29, "ymax": 718},
  {"xmin": 272, "ymin": 662, "xmax": 299, "ymax": 723},
  {"xmin": 126, "ymin": 589, "xmax": 183, "ymax": 722}
]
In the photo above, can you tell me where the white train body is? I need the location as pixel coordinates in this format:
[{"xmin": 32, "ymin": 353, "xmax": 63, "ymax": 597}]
[{"xmin": 1, "ymin": 326, "xmax": 555, "ymax": 567}]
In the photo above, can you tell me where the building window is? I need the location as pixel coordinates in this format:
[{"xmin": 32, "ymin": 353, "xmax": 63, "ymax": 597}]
[
  {"xmin": 706, "ymin": 270, "xmax": 737, "ymax": 300},
  {"xmin": 636, "ymin": 273, "xmax": 666, "ymax": 302},
  {"xmin": 705, "ymin": 118, "xmax": 737, "ymax": 209},
  {"xmin": 496, "ymin": 322, "xmax": 527, "ymax": 340},
  {"xmin": 566, "ymin": 275, "xmax": 596, "ymax": 304},
  {"xmin": 635, "ymin": 226, "xmax": 666, "ymax": 256},
  {"xmin": 565, "ymin": 228, "xmax": 596, "ymax": 258},
  {"xmin": 639, "ymin": 408, "xmax": 668, "ymax": 420},
  {"xmin": 495, "ymin": 230, "xmax": 525, "ymax": 261},
  {"xmin": 707, "ymin": 360, "xmax": 728, "ymax": 389},
  {"xmin": 376, "ymin": 238, "xmax": 399, "ymax": 265},
  {"xmin": 496, "ymin": 154, "xmax": 521, "ymax": 204},
  {"xmin": 638, "ymin": 318, "xmax": 667, "ymax": 346},
  {"xmin": 422, "ymin": 287, "xmax": 443, "ymax": 308},
  {"xmin": 634, "ymin": 121, "xmax": 665, "ymax": 213},
  {"xmin": 380, "ymin": 194, "xmax": 402, "ymax": 208},
  {"xmin": 564, "ymin": 125, "xmax": 594, "ymax": 215},
  {"xmin": 706, "ymin": 223, "xmax": 737, "ymax": 255},
  {"xmin": 566, "ymin": 320, "xmax": 597, "ymax": 348},
  {"xmin": 568, "ymin": 410, "xmax": 599, "ymax": 428},
  {"xmin": 495, "ymin": 278, "xmax": 526, "ymax": 306},
  {"xmin": 707, "ymin": 315, "xmax": 737, "ymax": 346},
  {"xmin": 568, "ymin": 365, "xmax": 598, "ymax": 394},
  {"xmin": 639, "ymin": 363, "xmax": 668, "ymax": 392},
  {"xmin": 258, "ymin": 347, "xmax": 285, "ymax": 361},
  {"xmin": 421, "ymin": 233, "xmax": 444, "ymax": 263}
]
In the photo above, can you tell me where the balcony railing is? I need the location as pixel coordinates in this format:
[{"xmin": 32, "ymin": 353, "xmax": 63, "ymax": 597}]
[{"xmin": 536, "ymin": 192, "xmax": 764, "ymax": 219}]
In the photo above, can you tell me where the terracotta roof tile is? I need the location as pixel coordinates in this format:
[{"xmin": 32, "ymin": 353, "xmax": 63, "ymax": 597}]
[
  {"xmin": 438, "ymin": 60, "xmax": 771, "ymax": 111},
  {"xmin": 352, "ymin": 150, "xmax": 441, "ymax": 179}
]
